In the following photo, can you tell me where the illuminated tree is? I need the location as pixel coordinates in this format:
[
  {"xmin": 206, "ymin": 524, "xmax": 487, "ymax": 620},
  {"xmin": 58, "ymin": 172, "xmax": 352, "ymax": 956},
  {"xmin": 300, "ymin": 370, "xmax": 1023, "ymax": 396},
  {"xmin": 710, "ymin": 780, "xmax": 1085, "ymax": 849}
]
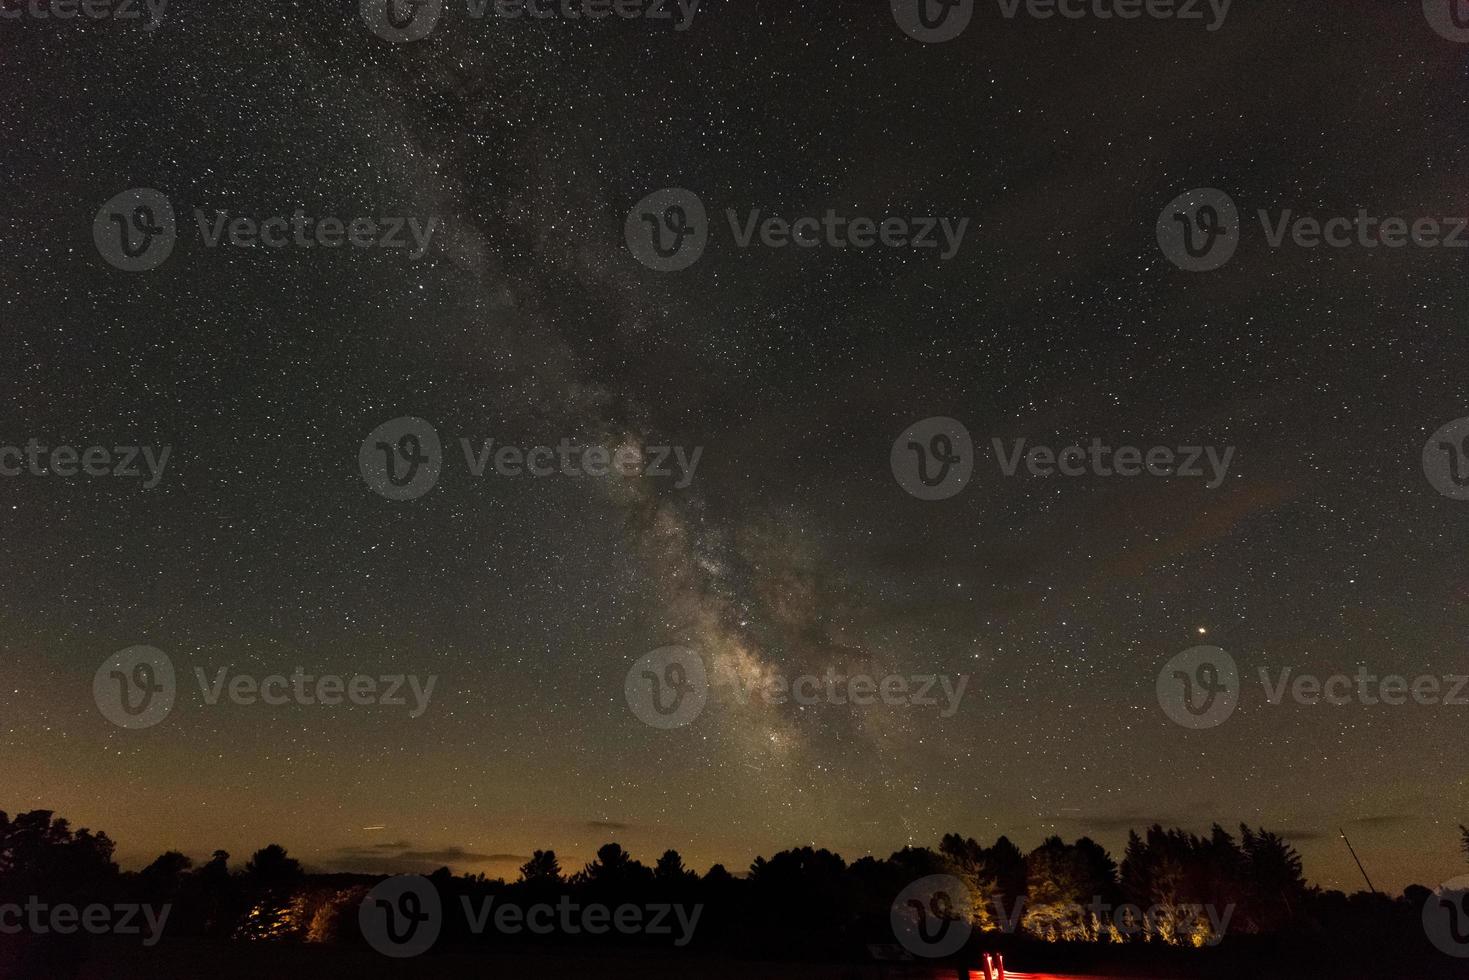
[
  {"xmin": 935, "ymin": 835, "xmax": 999, "ymax": 932},
  {"xmin": 236, "ymin": 845, "xmax": 306, "ymax": 942},
  {"xmin": 1022, "ymin": 837, "xmax": 1114, "ymax": 941},
  {"xmin": 1120, "ymin": 826, "xmax": 1221, "ymax": 945},
  {"xmin": 305, "ymin": 887, "xmax": 368, "ymax": 944},
  {"xmin": 1119, "ymin": 823, "xmax": 1305, "ymax": 945}
]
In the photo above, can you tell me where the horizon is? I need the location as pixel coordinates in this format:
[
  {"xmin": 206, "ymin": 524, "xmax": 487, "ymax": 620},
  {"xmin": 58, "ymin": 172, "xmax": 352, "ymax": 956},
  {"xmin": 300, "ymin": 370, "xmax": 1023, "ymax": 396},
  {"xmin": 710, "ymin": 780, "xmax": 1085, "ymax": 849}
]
[{"xmin": 29, "ymin": 805, "xmax": 1454, "ymax": 897}]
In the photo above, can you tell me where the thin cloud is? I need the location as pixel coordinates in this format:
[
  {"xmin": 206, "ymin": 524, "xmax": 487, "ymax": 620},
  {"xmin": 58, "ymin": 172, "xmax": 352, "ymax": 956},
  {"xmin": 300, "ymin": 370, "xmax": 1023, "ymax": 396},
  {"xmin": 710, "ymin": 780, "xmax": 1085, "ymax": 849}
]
[{"xmin": 327, "ymin": 844, "xmax": 529, "ymax": 875}]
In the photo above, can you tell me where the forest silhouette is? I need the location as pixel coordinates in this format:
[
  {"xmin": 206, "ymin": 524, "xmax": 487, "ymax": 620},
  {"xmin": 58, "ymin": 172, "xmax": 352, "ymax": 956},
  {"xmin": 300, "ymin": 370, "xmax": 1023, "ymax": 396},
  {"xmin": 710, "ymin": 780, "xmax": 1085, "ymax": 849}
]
[{"xmin": 1, "ymin": 809, "xmax": 1466, "ymax": 979}]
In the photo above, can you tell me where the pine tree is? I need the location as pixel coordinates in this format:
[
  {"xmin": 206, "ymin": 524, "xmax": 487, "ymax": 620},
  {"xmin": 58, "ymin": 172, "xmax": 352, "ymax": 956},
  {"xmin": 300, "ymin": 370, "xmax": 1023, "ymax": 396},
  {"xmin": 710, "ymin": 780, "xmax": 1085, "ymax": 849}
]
[{"xmin": 517, "ymin": 849, "xmax": 562, "ymax": 884}]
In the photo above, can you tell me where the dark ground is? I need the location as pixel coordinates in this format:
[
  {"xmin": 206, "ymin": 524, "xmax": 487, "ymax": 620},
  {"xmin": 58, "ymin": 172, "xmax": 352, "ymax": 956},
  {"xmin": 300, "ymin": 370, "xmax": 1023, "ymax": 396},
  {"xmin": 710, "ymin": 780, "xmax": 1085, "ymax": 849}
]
[{"xmin": 2, "ymin": 935, "xmax": 1466, "ymax": 980}]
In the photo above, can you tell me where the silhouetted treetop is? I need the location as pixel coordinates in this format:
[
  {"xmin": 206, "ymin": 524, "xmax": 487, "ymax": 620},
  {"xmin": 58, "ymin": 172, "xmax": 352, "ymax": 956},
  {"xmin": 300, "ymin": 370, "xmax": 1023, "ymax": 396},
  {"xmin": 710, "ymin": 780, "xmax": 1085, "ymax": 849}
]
[
  {"xmin": 518, "ymin": 849, "xmax": 562, "ymax": 884},
  {"xmin": 244, "ymin": 844, "xmax": 303, "ymax": 889}
]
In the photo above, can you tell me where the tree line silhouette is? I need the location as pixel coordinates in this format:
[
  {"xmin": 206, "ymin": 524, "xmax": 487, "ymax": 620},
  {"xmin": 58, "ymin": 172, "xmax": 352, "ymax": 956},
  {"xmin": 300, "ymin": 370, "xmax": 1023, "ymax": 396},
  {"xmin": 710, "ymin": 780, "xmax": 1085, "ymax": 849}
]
[{"xmin": 1, "ymin": 808, "xmax": 1465, "ymax": 976}]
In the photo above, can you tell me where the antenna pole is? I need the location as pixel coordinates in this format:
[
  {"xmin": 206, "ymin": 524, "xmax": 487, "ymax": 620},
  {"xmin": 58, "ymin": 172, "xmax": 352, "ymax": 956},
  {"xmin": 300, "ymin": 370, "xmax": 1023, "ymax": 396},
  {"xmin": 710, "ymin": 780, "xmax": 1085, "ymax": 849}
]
[{"xmin": 1340, "ymin": 828, "xmax": 1378, "ymax": 896}]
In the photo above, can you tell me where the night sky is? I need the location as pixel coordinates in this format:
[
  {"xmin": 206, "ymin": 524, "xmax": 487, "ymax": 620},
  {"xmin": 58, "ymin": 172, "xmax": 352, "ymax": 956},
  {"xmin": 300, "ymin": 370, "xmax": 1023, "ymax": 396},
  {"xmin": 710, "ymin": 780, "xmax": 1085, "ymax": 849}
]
[{"xmin": 2, "ymin": 0, "xmax": 1467, "ymax": 896}]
